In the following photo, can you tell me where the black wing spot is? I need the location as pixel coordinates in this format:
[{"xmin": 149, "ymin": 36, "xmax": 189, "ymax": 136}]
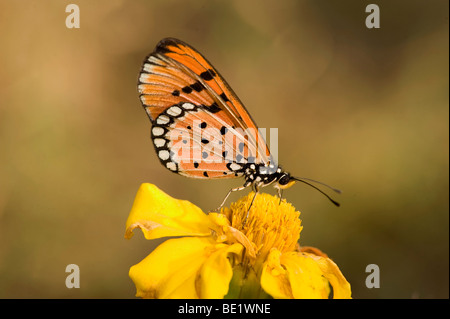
[
  {"xmin": 203, "ymin": 171, "xmax": 209, "ymax": 177},
  {"xmin": 190, "ymin": 81, "xmax": 204, "ymax": 92},
  {"xmin": 182, "ymin": 86, "xmax": 193, "ymax": 94},
  {"xmin": 220, "ymin": 92, "xmax": 230, "ymax": 102},
  {"xmin": 207, "ymin": 102, "xmax": 221, "ymax": 113},
  {"xmin": 200, "ymin": 69, "xmax": 216, "ymax": 81},
  {"xmin": 201, "ymin": 138, "xmax": 210, "ymax": 144},
  {"xmin": 220, "ymin": 126, "xmax": 227, "ymax": 135},
  {"xmin": 200, "ymin": 122, "xmax": 207, "ymax": 129},
  {"xmin": 172, "ymin": 90, "xmax": 180, "ymax": 96},
  {"xmin": 194, "ymin": 162, "xmax": 199, "ymax": 168}
]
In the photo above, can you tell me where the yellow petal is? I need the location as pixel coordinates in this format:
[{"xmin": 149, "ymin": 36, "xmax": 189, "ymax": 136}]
[
  {"xmin": 280, "ymin": 251, "xmax": 331, "ymax": 299},
  {"xmin": 261, "ymin": 250, "xmax": 351, "ymax": 299},
  {"xmin": 260, "ymin": 249, "xmax": 293, "ymax": 299},
  {"xmin": 198, "ymin": 243, "xmax": 243, "ymax": 298},
  {"xmin": 302, "ymin": 252, "xmax": 352, "ymax": 299},
  {"xmin": 129, "ymin": 237, "xmax": 214, "ymax": 298},
  {"xmin": 125, "ymin": 184, "xmax": 214, "ymax": 240}
]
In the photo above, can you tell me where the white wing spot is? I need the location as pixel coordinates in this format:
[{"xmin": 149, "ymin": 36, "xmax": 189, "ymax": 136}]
[
  {"xmin": 230, "ymin": 163, "xmax": 241, "ymax": 171},
  {"xmin": 167, "ymin": 106, "xmax": 182, "ymax": 117},
  {"xmin": 143, "ymin": 63, "xmax": 154, "ymax": 73},
  {"xmin": 139, "ymin": 73, "xmax": 151, "ymax": 84},
  {"xmin": 153, "ymin": 138, "xmax": 166, "ymax": 148},
  {"xmin": 158, "ymin": 150, "xmax": 170, "ymax": 161},
  {"xmin": 152, "ymin": 127, "xmax": 164, "ymax": 136},
  {"xmin": 156, "ymin": 115, "xmax": 170, "ymax": 125},
  {"xmin": 182, "ymin": 102, "xmax": 195, "ymax": 110},
  {"xmin": 166, "ymin": 162, "xmax": 177, "ymax": 171}
]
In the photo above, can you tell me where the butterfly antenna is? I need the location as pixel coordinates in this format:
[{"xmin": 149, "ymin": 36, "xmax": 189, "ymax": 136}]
[{"xmin": 292, "ymin": 177, "xmax": 341, "ymax": 207}]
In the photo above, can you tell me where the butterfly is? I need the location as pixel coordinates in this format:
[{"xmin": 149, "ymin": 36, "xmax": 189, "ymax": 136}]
[{"xmin": 138, "ymin": 38, "xmax": 340, "ymax": 210}]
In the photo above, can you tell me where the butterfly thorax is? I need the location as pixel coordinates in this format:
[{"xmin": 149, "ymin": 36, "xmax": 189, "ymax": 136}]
[{"xmin": 242, "ymin": 163, "xmax": 284, "ymax": 188}]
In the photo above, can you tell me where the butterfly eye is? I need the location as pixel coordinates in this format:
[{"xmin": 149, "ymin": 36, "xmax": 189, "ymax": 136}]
[{"xmin": 278, "ymin": 174, "xmax": 291, "ymax": 186}]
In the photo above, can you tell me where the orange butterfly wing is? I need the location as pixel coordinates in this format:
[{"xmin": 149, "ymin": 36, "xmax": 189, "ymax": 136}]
[{"xmin": 138, "ymin": 38, "xmax": 271, "ymax": 178}]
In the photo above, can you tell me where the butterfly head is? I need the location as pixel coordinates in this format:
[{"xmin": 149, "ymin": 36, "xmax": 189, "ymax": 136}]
[{"xmin": 275, "ymin": 172, "xmax": 297, "ymax": 190}]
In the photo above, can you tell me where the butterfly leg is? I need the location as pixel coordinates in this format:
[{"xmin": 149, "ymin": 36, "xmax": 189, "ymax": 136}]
[
  {"xmin": 242, "ymin": 184, "xmax": 260, "ymax": 226},
  {"xmin": 277, "ymin": 188, "xmax": 283, "ymax": 205},
  {"xmin": 214, "ymin": 184, "xmax": 249, "ymax": 212},
  {"xmin": 248, "ymin": 183, "xmax": 259, "ymax": 211}
]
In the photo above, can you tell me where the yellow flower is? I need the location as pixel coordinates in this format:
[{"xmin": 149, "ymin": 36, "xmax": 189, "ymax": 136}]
[{"xmin": 125, "ymin": 183, "xmax": 351, "ymax": 299}]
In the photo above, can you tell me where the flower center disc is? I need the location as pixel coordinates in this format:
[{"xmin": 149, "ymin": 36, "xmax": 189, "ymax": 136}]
[{"xmin": 222, "ymin": 192, "xmax": 302, "ymax": 260}]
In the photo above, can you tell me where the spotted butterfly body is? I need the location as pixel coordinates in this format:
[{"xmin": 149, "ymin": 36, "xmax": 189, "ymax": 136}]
[{"xmin": 138, "ymin": 38, "xmax": 340, "ymax": 208}]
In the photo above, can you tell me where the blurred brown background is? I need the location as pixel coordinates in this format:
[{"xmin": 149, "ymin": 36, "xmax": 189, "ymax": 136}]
[{"xmin": 0, "ymin": 0, "xmax": 448, "ymax": 298}]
